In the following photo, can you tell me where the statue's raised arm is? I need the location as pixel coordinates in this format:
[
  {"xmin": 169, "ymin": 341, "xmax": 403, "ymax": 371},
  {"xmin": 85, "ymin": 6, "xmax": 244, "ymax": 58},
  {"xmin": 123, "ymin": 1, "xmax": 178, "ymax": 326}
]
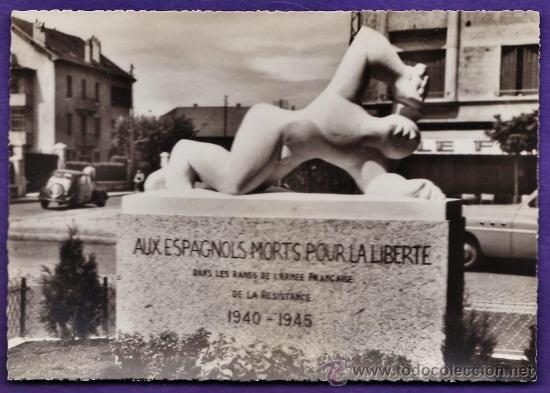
[{"xmin": 145, "ymin": 26, "xmax": 445, "ymax": 200}]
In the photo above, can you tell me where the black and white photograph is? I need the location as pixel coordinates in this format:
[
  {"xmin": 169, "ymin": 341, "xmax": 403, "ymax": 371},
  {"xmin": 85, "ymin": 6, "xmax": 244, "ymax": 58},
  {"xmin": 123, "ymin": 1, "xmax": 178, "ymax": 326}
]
[{"xmin": 6, "ymin": 10, "xmax": 538, "ymax": 382}]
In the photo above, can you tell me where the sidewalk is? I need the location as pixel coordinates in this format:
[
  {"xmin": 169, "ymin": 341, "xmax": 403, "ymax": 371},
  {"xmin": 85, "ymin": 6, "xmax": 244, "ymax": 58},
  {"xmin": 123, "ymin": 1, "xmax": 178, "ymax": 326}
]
[{"xmin": 10, "ymin": 191, "xmax": 133, "ymax": 204}]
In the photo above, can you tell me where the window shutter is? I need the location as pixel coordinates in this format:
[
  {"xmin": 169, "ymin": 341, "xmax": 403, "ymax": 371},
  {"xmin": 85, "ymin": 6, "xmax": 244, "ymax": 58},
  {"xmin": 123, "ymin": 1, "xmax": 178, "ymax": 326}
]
[
  {"xmin": 66, "ymin": 75, "xmax": 72, "ymax": 98},
  {"xmin": 399, "ymin": 50, "xmax": 445, "ymax": 98},
  {"xmin": 521, "ymin": 45, "xmax": 539, "ymax": 91},
  {"xmin": 500, "ymin": 46, "xmax": 518, "ymax": 92}
]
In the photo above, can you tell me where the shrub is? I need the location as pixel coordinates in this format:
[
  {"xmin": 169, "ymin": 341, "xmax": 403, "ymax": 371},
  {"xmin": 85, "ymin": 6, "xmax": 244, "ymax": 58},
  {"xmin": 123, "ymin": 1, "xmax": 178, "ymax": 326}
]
[
  {"xmin": 66, "ymin": 161, "xmax": 91, "ymax": 171},
  {"xmin": 39, "ymin": 226, "xmax": 103, "ymax": 340},
  {"xmin": 107, "ymin": 330, "xmax": 415, "ymax": 381},
  {"xmin": 443, "ymin": 309, "xmax": 497, "ymax": 369},
  {"xmin": 66, "ymin": 161, "xmax": 127, "ymax": 181},
  {"xmin": 110, "ymin": 329, "xmax": 209, "ymax": 379},
  {"xmin": 110, "ymin": 155, "xmax": 129, "ymax": 164},
  {"xmin": 195, "ymin": 335, "xmax": 318, "ymax": 380}
]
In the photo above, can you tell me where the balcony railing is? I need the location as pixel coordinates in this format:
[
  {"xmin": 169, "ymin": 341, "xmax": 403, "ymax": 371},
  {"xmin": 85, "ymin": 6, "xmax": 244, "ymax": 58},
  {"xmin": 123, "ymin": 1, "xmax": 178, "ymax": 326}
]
[
  {"xmin": 74, "ymin": 97, "xmax": 99, "ymax": 112},
  {"xmin": 497, "ymin": 89, "xmax": 539, "ymax": 97}
]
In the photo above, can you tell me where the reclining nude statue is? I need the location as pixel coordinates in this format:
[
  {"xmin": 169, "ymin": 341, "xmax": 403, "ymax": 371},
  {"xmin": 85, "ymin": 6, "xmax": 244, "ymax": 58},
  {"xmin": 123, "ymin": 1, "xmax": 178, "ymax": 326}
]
[{"xmin": 145, "ymin": 26, "xmax": 445, "ymax": 200}]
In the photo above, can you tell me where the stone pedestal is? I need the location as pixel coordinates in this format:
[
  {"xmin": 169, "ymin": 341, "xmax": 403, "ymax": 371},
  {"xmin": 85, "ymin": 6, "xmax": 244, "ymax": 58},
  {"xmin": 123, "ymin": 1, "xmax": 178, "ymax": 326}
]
[{"xmin": 117, "ymin": 190, "xmax": 463, "ymax": 380}]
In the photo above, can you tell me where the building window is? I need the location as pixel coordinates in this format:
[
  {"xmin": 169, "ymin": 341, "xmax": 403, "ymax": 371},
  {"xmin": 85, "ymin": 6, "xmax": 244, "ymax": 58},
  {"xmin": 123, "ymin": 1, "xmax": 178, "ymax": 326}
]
[
  {"xmin": 66, "ymin": 75, "xmax": 72, "ymax": 98},
  {"xmin": 500, "ymin": 45, "xmax": 539, "ymax": 95},
  {"xmin": 67, "ymin": 113, "xmax": 73, "ymax": 136},
  {"xmin": 10, "ymin": 76, "xmax": 21, "ymax": 94},
  {"xmin": 399, "ymin": 50, "xmax": 446, "ymax": 98},
  {"xmin": 95, "ymin": 117, "xmax": 101, "ymax": 139},
  {"xmin": 81, "ymin": 79, "xmax": 87, "ymax": 98},
  {"xmin": 10, "ymin": 108, "xmax": 27, "ymax": 132},
  {"xmin": 95, "ymin": 82, "xmax": 100, "ymax": 102},
  {"xmin": 80, "ymin": 114, "xmax": 87, "ymax": 139},
  {"xmin": 93, "ymin": 150, "xmax": 101, "ymax": 162},
  {"xmin": 111, "ymin": 86, "xmax": 132, "ymax": 108}
]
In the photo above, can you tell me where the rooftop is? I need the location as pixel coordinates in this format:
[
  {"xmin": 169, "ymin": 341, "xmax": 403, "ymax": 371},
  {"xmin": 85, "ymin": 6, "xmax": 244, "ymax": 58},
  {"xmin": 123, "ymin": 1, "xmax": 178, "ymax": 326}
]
[{"xmin": 11, "ymin": 16, "xmax": 135, "ymax": 81}]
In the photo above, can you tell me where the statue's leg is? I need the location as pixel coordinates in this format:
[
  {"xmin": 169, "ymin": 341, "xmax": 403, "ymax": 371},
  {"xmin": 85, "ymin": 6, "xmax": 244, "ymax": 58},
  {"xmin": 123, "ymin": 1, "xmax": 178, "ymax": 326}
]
[
  {"xmin": 221, "ymin": 104, "xmax": 287, "ymax": 194},
  {"xmin": 324, "ymin": 26, "xmax": 427, "ymax": 108},
  {"xmin": 365, "ymin": 172, "xmax": 445, "ymax": 200},
  {"xmin": 324, "ymin": 26, "xmax": 408, "ymax": 102},
  {"xmin": 164, "ymin": 140, "xmax": 229, "ymax": 192},
  {"xmin": 144, "ymin": 168, "xmax": 166, "ymax": 191},
  {"xmin": 149, "ymin": 105, "xmax": 294, "ymax": 195},
  {"xmin": 357, "ymin": 155, "xmax": 445, "ymax": 200},
  {"xmin": 343, "ymin": 148, "xmax": 396, "ymax": 193}
]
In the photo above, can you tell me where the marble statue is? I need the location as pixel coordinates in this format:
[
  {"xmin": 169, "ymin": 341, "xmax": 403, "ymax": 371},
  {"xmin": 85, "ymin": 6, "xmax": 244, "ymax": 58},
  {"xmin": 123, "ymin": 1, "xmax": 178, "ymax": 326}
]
[{"xmin": 145, "ymin": 26, "xmax": 445, "ymax": 200}]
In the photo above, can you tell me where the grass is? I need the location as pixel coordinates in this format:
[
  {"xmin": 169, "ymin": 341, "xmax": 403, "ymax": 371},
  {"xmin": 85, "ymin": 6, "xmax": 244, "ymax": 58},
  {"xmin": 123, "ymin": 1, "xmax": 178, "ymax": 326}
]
[{"xmin": 8, "ymin": 339, "xmax": 114, "ymax": 380}]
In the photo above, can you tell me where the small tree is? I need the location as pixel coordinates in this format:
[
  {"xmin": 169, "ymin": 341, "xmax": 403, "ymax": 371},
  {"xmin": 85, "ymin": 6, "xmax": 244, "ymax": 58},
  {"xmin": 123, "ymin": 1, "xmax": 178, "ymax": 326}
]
[
  {"xmin": 40, "ymin": 226, "xmax": 103, "ymax": 340},
  {"xmin": 136, "ymin": 115, "xmax": 197, "ymax": 169},
  {"xmin": 112, "ymin": 115, "xmax": 197, "ymax": 170},
  {"xmin": 486, "ymin": 110, "xmax": 538, "ymax": 202}
]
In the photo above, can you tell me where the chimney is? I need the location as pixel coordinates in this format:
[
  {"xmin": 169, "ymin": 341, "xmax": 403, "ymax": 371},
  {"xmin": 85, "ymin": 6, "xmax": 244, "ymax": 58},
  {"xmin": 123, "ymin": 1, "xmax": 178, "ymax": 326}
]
[
  {"xmin": 85, "ymin": 36, "xmax": 101, "ymax": 63},
  {"xmin": 236, "ymin": 102, "xmax": 241, "ymax": 108},
  {"xmin": 193, "ymin": 103, "xmax": 198, "ymax": 108},
  {"xmin": 33, "ymin": 20, "xmax": 46, "ymax": 46}
]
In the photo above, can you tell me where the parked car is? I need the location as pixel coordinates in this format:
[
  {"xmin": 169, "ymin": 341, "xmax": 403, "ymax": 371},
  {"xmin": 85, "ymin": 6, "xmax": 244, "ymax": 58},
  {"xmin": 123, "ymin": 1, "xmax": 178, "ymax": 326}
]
[
  {"xmin": 39, "ymin": 168, "xmax": 108, "ymax": 209},
  {"xmin": 463, "ymin": 191, "xmax": 537, "ymax": 270}
]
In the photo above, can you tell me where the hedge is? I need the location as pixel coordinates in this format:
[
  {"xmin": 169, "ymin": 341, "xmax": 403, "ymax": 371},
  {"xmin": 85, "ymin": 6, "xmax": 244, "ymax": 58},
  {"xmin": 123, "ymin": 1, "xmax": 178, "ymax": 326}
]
[{"xmin": 66, "ymin": 161, "xmax": 127, "ymax": 182}]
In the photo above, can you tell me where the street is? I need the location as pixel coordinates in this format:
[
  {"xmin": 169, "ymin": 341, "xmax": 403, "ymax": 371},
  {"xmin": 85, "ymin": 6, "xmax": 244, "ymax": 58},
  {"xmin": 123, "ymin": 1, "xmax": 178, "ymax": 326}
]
[
  {"xmin": 7, "ymin": 197, "xmax": 537, "ymax": 356},
  {"xmin": 9, "ymin": 194, "xmax": 123, "ymax": 240}
]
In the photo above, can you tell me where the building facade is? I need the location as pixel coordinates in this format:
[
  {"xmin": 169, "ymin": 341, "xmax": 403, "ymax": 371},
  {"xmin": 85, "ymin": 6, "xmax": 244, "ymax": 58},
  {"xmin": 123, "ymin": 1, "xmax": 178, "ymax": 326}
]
[
  {"xmin": 162, "ymin": 103, "xmax": 250, "ymax": 140},
  {"xmin": 358, "ymin": 11, "xmax": 539, "ymax": 198},
  {"xmin": 10, "ymin": 17, "xmax": 135, "ymax": 194}
]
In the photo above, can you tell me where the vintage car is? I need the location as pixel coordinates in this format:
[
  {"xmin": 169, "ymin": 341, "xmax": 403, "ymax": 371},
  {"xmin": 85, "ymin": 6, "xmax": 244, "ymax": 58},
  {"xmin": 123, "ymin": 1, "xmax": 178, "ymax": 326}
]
[
  {"xmin": 463, "ymin": 191, "xmax": 537, "ymax": 270},
  {"xmin": 39, "ymin": 168, "xmax": 108, "ymax": 209}
]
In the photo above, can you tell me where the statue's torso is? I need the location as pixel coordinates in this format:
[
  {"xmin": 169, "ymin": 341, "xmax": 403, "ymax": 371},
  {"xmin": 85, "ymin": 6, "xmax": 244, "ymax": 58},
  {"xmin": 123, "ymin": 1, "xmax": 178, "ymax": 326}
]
[
  {"xmin": 266, "ymin": 95, "xmax": 378, "ymax": 174},
  {"xmin": 239, "ymin": 95, "xmax": 382, "ymax": 187}
]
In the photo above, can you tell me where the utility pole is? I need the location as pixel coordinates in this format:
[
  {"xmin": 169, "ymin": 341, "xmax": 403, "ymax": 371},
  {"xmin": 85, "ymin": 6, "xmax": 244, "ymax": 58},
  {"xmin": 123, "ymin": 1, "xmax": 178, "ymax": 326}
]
[
  {"xmin": 223, "ymin": 95, "xmax": 228, "ymax": 137},
  {"xmin": 128, "ymin": 107, "xmax": 135, "ymax": 182},
  {"xmin": 349, "ymin": 12, "xmax": 364, "ymax": 44}
]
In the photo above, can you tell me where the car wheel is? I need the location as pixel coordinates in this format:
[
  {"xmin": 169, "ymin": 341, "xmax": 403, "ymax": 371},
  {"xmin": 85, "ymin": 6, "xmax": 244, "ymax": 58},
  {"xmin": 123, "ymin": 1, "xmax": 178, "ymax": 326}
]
[
  {"xmin": 464, "ymin": 234, "xmax": 482, "ymax": 271},
  {"xmin": 95, "ymin": 192, "xmax": 107, "ymax": 207},
  {"xmin": 40, "ymin": 200, "xmax": 50, "ymax": 209}
]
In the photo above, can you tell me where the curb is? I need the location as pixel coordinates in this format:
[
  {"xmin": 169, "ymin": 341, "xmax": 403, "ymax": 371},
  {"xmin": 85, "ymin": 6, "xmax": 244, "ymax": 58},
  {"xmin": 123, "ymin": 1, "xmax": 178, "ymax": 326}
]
[
  {"xmin": 492, "ymin": 348, "xmax": 528, "ymax": 361},
  {"xmin": 9, "ymin": 198, "xmax": 40, "ymax": 205},
  {"xmin": 8, "ymin": 231, "xmax": 116, "ymax": 245},
  {"xmin": 8, "ymin": 336, "xmax": 110, "ymax": 350},
  {"xmin": 465, "ymin": 303, "xmax": 537, "ymax": 315},
  {"xmin": 9, "ymin": 191, "xmax": 133, "ymax": 205},
  {"xmin": 8, "ymin": 337, "xmax": 61, "ymax": 350}
]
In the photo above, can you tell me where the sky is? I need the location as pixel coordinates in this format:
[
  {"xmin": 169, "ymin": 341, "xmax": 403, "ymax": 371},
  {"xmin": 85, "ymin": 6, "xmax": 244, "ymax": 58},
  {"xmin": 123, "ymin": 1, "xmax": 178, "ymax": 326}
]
[{"xmin": 13, "ymin": 11, "xmax": 350, "ymax": 116}]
